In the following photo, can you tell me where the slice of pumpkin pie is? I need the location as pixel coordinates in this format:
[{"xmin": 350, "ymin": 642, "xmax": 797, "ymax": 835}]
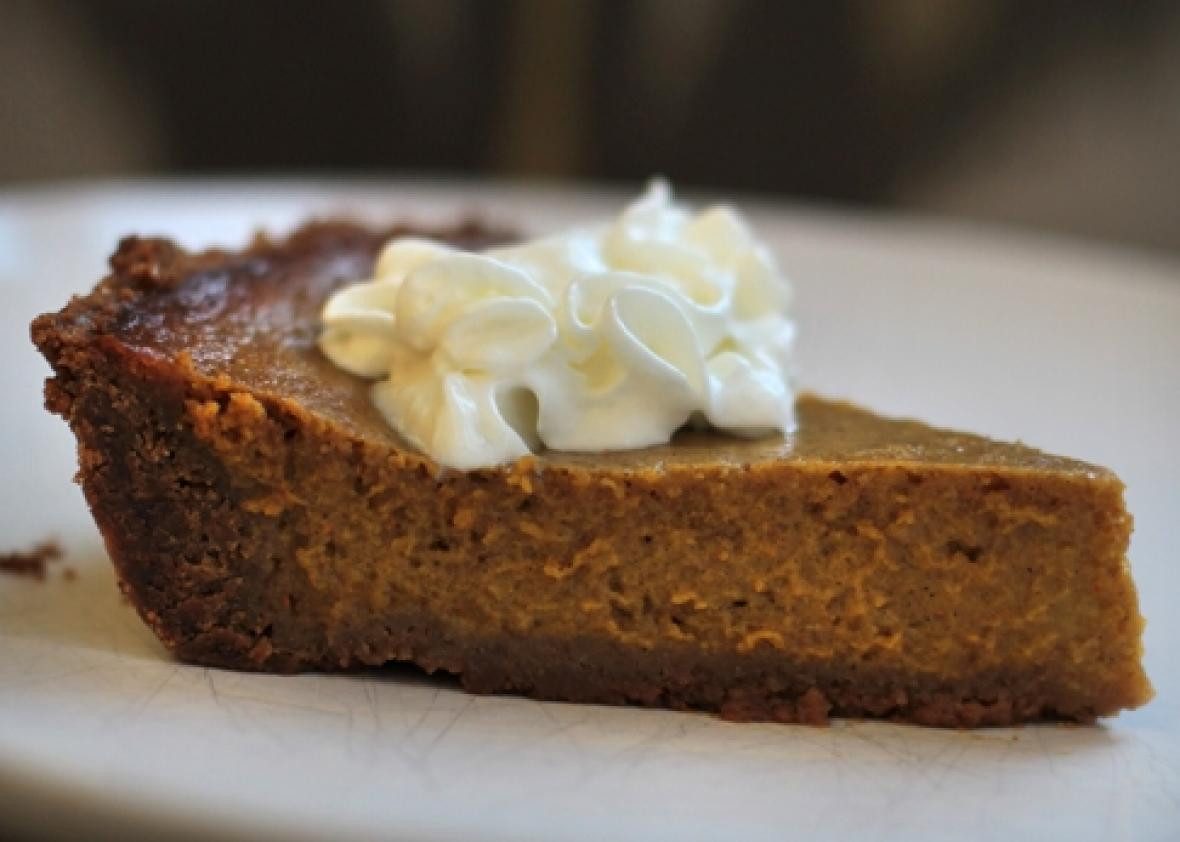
[{"xmin": 31, "ymin": 186, "xmax": 1150, "ymax": 726}]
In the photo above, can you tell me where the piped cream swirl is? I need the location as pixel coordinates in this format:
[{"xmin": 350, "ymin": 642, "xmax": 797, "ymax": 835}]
[{"xmin": 319, "ymin": 181, "xmax": 796, "ymax": 469}]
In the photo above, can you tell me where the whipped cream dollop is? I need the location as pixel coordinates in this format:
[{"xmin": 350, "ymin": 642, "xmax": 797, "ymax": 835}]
[{"xmin": 319, "ymin": 181, "xmax": 796, "ymax": 469}]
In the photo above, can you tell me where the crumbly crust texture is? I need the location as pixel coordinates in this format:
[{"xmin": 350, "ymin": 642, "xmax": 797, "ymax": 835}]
[{"xmin": 31, "ymin": 222, "xmax": 1152, "ymax": 726}]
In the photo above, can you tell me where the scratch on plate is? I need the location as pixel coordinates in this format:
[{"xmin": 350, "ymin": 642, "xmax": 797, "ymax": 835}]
[
  {"xmin": 0, "ymin": 664, "xmax": 99, "ymax": 693},
  {"xmin": 422, "ymin": 695, "xmax": 474, "ymax": 761},
  {"xmin": 405, "ymin": 688, "xmax": 442, "ymax": 741},
  {"xmin": 132, "ymin": 667, "xmax": 180, "ymax": 720}
]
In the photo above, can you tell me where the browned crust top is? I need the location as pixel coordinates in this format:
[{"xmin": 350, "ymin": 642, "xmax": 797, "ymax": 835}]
[{"xmin": 32, "ymin": 219, "xmax": 1111, "ymax": 479}]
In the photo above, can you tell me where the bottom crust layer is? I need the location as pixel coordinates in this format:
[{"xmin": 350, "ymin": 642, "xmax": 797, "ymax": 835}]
[{"xmin": 163, "ymin": 609, "xmax": 1102, "ymax": 728}]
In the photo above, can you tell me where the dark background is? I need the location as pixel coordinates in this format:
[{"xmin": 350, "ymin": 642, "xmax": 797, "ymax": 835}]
[{"xmin": 3, "ymin": 0, "xmax": 1179, "ymax": 253}]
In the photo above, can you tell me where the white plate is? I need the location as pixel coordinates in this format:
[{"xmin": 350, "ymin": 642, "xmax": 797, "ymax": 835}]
[{"xmin": 1, "ymin": 180, "xmax": 1178, "ymax": 841}]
